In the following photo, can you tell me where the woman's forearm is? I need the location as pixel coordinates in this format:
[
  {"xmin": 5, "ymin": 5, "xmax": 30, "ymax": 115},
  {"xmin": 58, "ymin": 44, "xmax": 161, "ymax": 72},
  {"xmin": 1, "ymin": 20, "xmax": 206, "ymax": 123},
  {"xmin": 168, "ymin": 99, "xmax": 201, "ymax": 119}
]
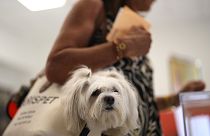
[
  {"xmin": 46, "ymin": 42, "xmax": 118, "ymax": 84},
  {"xmin": 156, "ymin": 94, "xmax": 179, "ymax": 111}
]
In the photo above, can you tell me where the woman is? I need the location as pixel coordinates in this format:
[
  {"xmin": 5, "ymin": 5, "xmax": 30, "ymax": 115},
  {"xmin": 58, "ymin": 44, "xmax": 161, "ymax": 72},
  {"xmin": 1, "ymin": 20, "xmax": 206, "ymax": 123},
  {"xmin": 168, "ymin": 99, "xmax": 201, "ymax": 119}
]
[
  {"xmin": 46, "ymin": 0, "xmax": 160, "ymax": 135},
  {"xmin": 45, "ymin": 0, "xmax": 204, "ymax": 135},
  {"xmin": 46, "ymin": 0, "xmax": 154, "ymax": 84}
]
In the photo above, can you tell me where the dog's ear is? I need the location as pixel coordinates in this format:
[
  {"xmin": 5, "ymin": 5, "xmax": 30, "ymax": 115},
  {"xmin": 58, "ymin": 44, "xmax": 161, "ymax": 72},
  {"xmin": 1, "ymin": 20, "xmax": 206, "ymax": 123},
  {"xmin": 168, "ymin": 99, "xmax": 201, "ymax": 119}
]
[
  {"xmin": 62, "ymin": 82, "xmax": 84, "ymax": 134},
  {"xmin": 62, "ymin": 67, "xmax": 91, "ymax": 134},
  {"xmin": 121, "ymin": 80, "xmax": 140, "ymax": 130},
  {"xmin": 127, "ymin": 88, "xmax": 140, "ymax": 130}
]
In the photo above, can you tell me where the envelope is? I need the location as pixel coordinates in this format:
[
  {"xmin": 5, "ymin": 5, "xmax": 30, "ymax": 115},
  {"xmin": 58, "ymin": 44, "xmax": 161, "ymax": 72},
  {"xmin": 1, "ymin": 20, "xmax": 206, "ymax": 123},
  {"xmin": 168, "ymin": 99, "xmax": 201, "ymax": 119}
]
[{"xmin": 106, "ymin": 6, "xmax": 151, "ymax": 42}]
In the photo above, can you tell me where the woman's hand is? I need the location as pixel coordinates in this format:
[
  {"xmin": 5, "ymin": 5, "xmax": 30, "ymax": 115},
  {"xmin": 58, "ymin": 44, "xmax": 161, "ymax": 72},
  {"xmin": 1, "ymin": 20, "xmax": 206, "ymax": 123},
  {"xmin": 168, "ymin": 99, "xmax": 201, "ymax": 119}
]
[
  {"xmin": 180, "ymin": 80, "xmax": 205, "ymax": 93},
  {"xmin": 173, "ymin": 80, "xmax": 206, "ymax": 106},
  {"xmin": 157, "ymin": 80, "xmax": 206, "ymax": 110},
  {"xmin": 115, "ymin": 26, "xmax": 152, "ymax": 58}
]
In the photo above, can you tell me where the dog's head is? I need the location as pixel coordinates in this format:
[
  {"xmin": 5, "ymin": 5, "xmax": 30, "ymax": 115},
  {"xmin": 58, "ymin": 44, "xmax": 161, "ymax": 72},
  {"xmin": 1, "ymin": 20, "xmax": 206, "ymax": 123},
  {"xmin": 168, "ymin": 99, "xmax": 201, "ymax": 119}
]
[{"xmin": 62, "ymin": 66, "xmax": 139, "ymax": 134}]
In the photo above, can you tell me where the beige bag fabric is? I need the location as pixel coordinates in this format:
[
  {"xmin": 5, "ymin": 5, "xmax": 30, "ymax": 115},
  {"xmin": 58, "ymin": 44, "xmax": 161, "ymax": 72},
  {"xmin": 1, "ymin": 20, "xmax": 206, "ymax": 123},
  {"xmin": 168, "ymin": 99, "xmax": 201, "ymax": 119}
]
[{"xmin": 3, "ymin": 76, "xmax": 69, "ymax": 136}]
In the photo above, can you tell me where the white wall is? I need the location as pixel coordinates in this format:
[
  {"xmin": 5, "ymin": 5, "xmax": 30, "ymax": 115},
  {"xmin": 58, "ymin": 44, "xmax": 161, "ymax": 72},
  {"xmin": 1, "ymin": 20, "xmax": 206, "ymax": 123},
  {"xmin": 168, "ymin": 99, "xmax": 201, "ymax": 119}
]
[
  {"xmin": 0, "ymin": 0, "xmax": 209, "ymax": 94},
  {"xmin": 149, "ymin": 22, "xmax": 210, "ymax": 96},
  {"xmin": 0, "ymin": 27, "xmax": 29, "ymax": 89},
  {"xmin": 147, "ymin": 0, "xmax": 210, "ymax": 96},
  {"xmin": 0, "ymin": 26, "xmax": 52, "ymax": 90}
]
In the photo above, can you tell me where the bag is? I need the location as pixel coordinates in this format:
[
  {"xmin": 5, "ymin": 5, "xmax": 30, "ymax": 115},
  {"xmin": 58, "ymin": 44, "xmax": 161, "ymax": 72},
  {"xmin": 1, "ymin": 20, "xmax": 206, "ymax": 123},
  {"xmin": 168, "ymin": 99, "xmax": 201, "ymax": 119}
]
[{"xmin": 3, "ymin": 76, "xmax": 70, "ymax": 136}]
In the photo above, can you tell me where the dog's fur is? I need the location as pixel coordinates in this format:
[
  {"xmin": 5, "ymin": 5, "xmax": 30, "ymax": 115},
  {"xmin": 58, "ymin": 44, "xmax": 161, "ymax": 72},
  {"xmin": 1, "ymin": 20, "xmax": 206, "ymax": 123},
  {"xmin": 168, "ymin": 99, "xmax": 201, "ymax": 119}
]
[{"xmin": 62, "ymin": 67, "xmax": 140, "ymax": 136}]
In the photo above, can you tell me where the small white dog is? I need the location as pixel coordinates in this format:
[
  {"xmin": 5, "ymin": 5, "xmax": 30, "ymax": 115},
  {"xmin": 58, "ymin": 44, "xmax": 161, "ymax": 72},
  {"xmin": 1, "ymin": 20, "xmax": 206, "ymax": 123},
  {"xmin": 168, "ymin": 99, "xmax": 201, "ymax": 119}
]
[
  {"xmin": 2, "ymin": 66, "xmax": 140, "ymax": 136},
  {"xmin": 62, "ymin": 67, "xmax": 140, "ymax": 136}
]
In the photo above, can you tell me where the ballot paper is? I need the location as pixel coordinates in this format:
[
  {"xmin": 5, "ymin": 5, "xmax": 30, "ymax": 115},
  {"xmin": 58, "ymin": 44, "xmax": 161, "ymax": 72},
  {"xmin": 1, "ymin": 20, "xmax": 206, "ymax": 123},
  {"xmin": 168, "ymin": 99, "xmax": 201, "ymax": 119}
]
[
  {"xmin": 106, "ymin": 6, "xmax": 151, "ymax": 42},
  {"xmin": 179, "ymin": 91, "xmax": 210, "ymax": 136}
]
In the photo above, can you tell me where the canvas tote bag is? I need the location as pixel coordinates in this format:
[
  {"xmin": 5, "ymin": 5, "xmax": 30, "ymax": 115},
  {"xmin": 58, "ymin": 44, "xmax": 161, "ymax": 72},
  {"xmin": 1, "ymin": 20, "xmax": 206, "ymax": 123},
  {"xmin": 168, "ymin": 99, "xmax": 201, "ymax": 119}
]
[{"xmin": 3, "ymin": 76, "xmax": 70, "ymax": 136}]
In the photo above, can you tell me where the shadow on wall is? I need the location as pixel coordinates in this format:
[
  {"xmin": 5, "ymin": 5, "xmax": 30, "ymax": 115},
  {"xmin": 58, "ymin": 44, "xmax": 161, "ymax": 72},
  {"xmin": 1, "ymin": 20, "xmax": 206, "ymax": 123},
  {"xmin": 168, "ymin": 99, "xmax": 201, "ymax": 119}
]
[
  {"xmin": 0, "ymin": 59, "xmax": 32, "ymax": 91},
  {"xmin": 0, "ymin": 87, "xmax": 12, "ymax": 135}
]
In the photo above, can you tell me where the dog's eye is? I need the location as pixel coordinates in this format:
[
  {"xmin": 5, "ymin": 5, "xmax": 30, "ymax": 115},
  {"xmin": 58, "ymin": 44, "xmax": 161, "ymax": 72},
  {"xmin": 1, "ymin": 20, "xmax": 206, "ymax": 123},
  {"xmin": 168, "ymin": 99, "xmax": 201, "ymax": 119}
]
[
  {"xmin": 91, "ymin": 89, "xmax": 101, "ymax": 97},
  {"xmin": 113, "ymin": 88, "xmax": 119, "ymax": 93}
]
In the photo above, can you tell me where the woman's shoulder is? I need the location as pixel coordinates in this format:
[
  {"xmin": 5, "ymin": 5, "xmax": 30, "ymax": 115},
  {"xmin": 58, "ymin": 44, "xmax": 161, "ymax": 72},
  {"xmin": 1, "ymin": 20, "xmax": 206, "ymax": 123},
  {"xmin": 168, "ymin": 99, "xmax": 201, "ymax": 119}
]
[
  {"xmin": 68, "ymin": 0, "xmax": 104, "ymax": 24},
  {"xmin": 74, "ymin": 0, "xmax": 103, "ymax": 13},
  {"xmin": 87, "ymin": 0, "xmax": 103, "ymax": 6}
]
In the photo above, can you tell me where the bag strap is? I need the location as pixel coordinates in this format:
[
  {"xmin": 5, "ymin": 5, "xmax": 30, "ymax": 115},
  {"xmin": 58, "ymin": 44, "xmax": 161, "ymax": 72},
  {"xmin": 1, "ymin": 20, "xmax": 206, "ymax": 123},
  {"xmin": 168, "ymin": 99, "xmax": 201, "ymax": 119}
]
[
  {"xmin": 80, "ymin": 124, "xmax": 90, "ymax": 136},
  {"xmin": 79, "ymin": 124, "xmax": 108, "ymax": 136}
]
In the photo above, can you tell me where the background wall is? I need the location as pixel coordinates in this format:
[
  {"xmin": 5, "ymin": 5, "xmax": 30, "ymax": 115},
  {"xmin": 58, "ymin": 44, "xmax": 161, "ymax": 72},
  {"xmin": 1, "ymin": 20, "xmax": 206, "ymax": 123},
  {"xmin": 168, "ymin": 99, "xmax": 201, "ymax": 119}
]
[
  {"xmin": 0, "ymin": 26, "xmax": 50, "ymax": 89},
  {"xmin": 0, "ymin": 0, "xmax": 209, "ymax": 96},
  {"xmin": 147, "ymin": 0, "xmax": 210, "ymax": 96}
]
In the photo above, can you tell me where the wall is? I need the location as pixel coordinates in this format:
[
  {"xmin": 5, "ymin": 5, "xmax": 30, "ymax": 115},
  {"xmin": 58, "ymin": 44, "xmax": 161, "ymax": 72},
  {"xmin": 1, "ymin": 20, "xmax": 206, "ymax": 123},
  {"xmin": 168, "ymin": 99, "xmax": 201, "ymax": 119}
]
[
  {"xmin": 0, "ymin": 0, "xmax": 209, "ymax": 94},
  {"xmin": 150, "ymin": 22, "xmax": 210, "ymax": 96},
  {"xmin": 147, "ymin": 0, "xmax": 210, "ymax": 96},
  {"xmin": 0, "ymin": 26, "xmax": 52, "ymax": 90}
]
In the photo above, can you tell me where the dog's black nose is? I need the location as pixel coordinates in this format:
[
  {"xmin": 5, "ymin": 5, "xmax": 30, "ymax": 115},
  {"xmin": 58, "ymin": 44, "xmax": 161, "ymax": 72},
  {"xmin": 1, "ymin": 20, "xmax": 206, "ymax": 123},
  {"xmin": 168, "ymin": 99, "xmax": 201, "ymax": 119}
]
[{"xmin": 104, "ymin": 96, "xmax": 115, "ymax": 105}]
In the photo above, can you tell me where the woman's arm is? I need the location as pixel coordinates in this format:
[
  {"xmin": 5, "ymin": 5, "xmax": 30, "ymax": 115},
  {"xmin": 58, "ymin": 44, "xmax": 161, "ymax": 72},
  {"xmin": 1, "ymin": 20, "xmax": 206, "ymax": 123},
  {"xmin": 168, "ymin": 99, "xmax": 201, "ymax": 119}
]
[
  {"xmin": 156, "ymin": 80, "xmax": 205, "ymax": 110},
  {"xmin": 46, "ymin": 43, "xmax": 119, "ymax": 84},
  {"xmin": 46, "ymin": 0, "xmax": 119, "ymax": 84},
  {"xmin": 156, "ymin": 94, "xmax": 179, "ymax": 111},
  {"xmin": 46, "ymin": 0, "xmax": 152, "ymax": 84}
]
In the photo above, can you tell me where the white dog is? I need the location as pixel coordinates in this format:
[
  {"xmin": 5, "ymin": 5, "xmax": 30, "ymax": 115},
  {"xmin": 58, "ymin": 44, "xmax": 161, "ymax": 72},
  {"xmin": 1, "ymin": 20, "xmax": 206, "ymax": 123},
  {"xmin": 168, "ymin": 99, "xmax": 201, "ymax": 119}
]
[
  {"xmin": 2, "ymin": 67, "xmax": 140, "ymax": 136},
  {"xmin": 62, "ymin": 67, "xmax": 140, "ymax": 136}
]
